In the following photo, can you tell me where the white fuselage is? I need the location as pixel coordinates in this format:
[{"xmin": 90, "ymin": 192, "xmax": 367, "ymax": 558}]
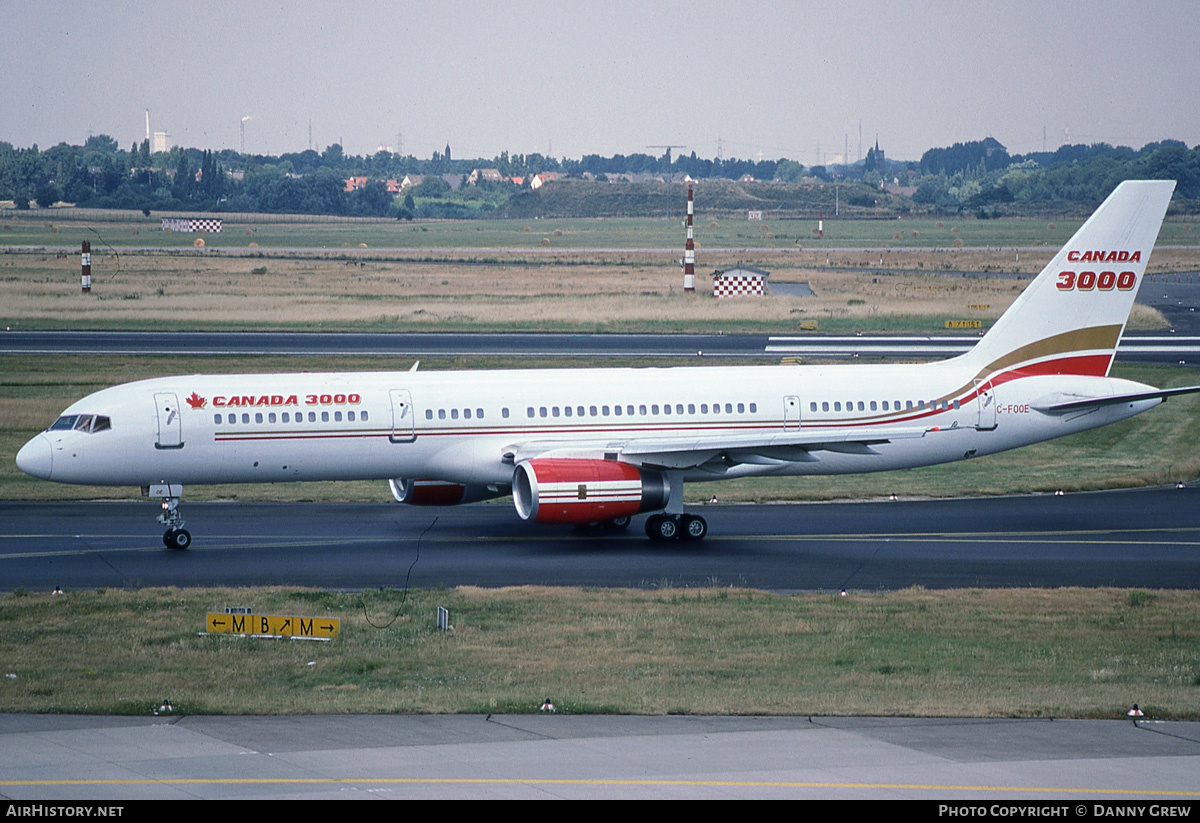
[{"xmin": 18, "ymin": 358, "xmax": 1161, "ymax": 491}]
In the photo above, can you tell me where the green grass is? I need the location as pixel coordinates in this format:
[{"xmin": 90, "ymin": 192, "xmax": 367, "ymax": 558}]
[{"xmin": 1, "ymin": 585, "xmax": 1197, "ymax": 717}]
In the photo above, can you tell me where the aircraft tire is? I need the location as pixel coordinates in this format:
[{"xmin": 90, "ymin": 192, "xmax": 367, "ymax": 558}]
[
  {"xmin": 646, "ymin": 514, "xmax": 678, "ymax": 541},
  {"xmin": 680, "ymin": 514, "xmax": 708, "ymax": 541},
  {"xmin": 606, "ymin": 515, "xmax": 632, "ymax": 530},
  {"xmin": 164, "ymin": 528, "xmax": 192, "ymax": 550}
]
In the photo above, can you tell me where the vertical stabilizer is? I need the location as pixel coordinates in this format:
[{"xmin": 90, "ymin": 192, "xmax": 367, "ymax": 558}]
[{"xmin": 961, "ymin": 180, "xmax": 1175, "ymax": 380}]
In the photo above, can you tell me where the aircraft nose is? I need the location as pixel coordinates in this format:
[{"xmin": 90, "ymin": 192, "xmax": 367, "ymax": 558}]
[{"xmin": 16, "ymin": 435, "xmax": 52, "ymax": 480}]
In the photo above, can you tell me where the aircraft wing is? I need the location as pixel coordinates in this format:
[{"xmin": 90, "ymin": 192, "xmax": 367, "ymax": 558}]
[
  {"xmin": 1034, "ymin": 385, "xmax": 1200, "ymax": 415},
  {"xmin": 505, "ymin": 425, "xmax": 942, "ymax": 470}
]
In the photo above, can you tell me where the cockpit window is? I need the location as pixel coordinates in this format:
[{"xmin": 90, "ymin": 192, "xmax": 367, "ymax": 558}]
[{"xmin": 48, "ymin": 414, "xmax": 111, "ymax": 433}]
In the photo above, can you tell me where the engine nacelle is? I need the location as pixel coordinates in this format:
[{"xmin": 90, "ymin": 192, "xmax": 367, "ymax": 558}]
[
  {"xmin": 389, "ymin": 478, "xmax": 505, "ymax": 506},
  {"xmin": 512, "ymin": 458, "xmax": 669, "ymax": 524}
]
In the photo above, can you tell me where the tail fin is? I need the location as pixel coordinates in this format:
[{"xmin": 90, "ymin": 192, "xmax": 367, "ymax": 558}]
[{"xmin": 960, "ymin": 179, "xmax": 1175, "ymax": 380}]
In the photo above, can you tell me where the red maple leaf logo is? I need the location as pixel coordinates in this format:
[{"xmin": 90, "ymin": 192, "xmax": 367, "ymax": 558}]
[{"xmin": 185, "ymin": 392, "xmax": 206, "ymax": 410}]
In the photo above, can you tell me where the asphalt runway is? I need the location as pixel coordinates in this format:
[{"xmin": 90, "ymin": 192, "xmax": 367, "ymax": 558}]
[
  {"xmin": 4, "ymin": 486, "xmax": 1199, "ymax": 592},
  {"xmin": 3, "ymin": 714, "xmax": 1198, "ymax": 800},
  {"xmin": 6, "ymin": 328, "xmax": 1200, "ymax": 365}
]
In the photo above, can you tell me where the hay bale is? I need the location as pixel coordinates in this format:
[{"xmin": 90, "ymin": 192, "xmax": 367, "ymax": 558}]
[
  {"xmin": 935, "ymin": 221, "xmax": 944, "ymax": 229},
  {"xmin": 523, "ymin": 225, "xmax": 532, "ymax": 232},
  {"xmin": 1047, "ymin": 222, "xmax": 1056, "ymax": 231},
  {"xmin": 764, "ymin": 232, "xmax": 774, "ymax": 240},
  {"xmin": 951, "ymin": 226, "xmax": 961, "ymax": 234},
  {"xmin": 552, "ymin": 229, "xmax": 563, "ymax": 237},
  {"xmin": 709, "ymin": 221, "xmax": 719, "ymax": 229},
  {"xmin": 911, "ymin": 230, "xmax": 920, "ymax": 238},
  {"xmin": 244, "ymin": 229, "xmax": 253, "ymax": 236},
  {"xmin": 193, "ymin": 238, "xmax": 205, "ymax": 248},
  {"xmin": 953, "ymin": 238, "xmax": 964, "ymax": 248},
  {"xmin": 341, "ymin": 242, "xmax": 351, "ymax": 248},
  {"xmin": 893, "ymin": 232, "xmax": 902, "ymax": 240},
  {"xmin": 358, "ymin": 243, "xmax": 367, "ymax": 248},
  {"xmin": 541, "ymin": 237, "xmax": 551, "ymax": 246},
  {"xmin": 248, "ymin": 242, "xmax": 259, "ymax": 248}
]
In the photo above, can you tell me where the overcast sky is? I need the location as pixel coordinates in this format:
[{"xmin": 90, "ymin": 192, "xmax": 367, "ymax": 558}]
[{"xmin": 3, "ymin": 1, "xmax": 1198, "ymax": 164}]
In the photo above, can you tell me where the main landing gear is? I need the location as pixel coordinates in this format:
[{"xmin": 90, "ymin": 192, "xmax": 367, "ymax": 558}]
[
  {"xmin": 645, "ymin": 513, "xmax": 708, "ymax": 542},
  {"xmin": 149, "ymin": 484, "xmax": 191, "ymax": 550}
]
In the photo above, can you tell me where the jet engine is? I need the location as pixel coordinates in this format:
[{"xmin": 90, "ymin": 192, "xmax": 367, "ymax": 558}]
[
  {"xmin": 389, "ymin": 478, "xmax": 505, "ymax": 506},
  {"xmin": 512, "ymin": 458, "xmax": 669, "ymax": 524}
]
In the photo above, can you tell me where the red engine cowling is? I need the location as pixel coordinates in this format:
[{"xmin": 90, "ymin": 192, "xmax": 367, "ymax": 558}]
[
  {"xmin": 512, "ymin": 459, "xmax": 669, "ymax": 524},
  {"xmin": 389, "ymin": 478, "xmax": 504, "ymax": 506}
]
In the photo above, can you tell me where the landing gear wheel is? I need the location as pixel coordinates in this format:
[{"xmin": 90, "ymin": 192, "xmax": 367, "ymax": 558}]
[
  {"xmin": 645, "ymin": 514, "xmax": 679, "ymax": 541},
  {"xmin": 163, "ymin": 528, "xmax": 192, "ymax": 550},
  {"xmin": 680, "ymin": 514, "xmax": 708, "ymax": 541},
  {"xmin": 606, "ymin": 515, "xmax": 632, "ymax": 530}
]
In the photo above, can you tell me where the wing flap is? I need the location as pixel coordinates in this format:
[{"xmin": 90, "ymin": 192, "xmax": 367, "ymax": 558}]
[{"xmin": 505, "ymin": 426, "xmax": 936, "ymax": 470}]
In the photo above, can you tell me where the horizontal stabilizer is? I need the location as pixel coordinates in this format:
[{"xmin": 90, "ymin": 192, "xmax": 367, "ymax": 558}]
[{"xmin": 1035, "ymin": 384, "xmax": 1200, "ymax": 414}]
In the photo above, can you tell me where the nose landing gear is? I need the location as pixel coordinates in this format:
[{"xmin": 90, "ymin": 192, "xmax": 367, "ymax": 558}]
[{"xmin": 149, "ymin": 483, "xmax": 191, "ymax": 550}]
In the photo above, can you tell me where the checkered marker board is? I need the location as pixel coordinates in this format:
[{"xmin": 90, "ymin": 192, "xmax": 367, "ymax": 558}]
[
  {"xmin": 713, "ymin": 274, "xmax": 765, "ymax": 298},
  {"xmin": 162, "ymin": 218, "xmax": 223, "ymax": 233}
]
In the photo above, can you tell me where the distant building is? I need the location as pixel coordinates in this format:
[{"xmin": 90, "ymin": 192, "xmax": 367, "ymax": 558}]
[
  {"xmin": 467, "ymin": 168, "xmax": 503, "ymax": 185},
  {"xmin": 530, "ymin": 172, "xmax": 563, "ymax": 190},
  {"xmin": 712, "ymin": 265, "xmax": 770, "ymax": 298},
  {"xmin": 344, "ymin": 176, "xmax": 369, "ymax": 192}
]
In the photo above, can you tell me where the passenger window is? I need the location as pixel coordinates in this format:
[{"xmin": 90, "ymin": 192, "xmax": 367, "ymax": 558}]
[
  {"xmin": 502, "ymin": 408, "xmax": 510, "ymax": 418},
  {"xmin": 451, "ymin": 408, "xmax": 459, "ymax": 419},
  {"xmin": 242, "ymin": 413, "xmax": 250, "ymax": 424},
  {"xmin": 214, "ymin": 414, "xmax": 222, "ymax": 424},
  {"xmin": 640, "ymin": 405, "xmax": 648, "ymax": 415},
  {"xmin": 269, "ymin": 412, "xmax": 277, "ymax": 423},
  {"xmin": 612, "ymin": 405, "xmax": 621, "ymax": 416},
  {"xmin": 308, "ymin": 412, "xmax": 316, "ymax": 422},
  {"xmin": 439, "ymin": 409, "xmax": 447, "ymax": 420},
  {"xmin": 834, "ymin": 402, "xmax": 842, "ymax": 412},
  {"xmin": 334, "ymin": 411, "xmax": 342, "ymax": 422},
  {"xmin": 737, "ymin": 403, "xmax": 745, "ymax": 413},
  {"xmin": 602, "ymin": 405, "xmax": 610, "ymax": 415},
  {"xmin": 749, "ymin": 403, "xmax": 756, "ymax": 413},
  {"xmin": 321, "ymin": 411, "xmax": 329, "ymax": 422},
  {"xmin": 348, "ymin": 411, "xmax": 355, "ymax": 422},
  {"xmin": 426, "ymin": 409, "xmax": 433, "ymax": 420},
  {"xmin": 822, "ymin": 401, "xmax": 829, "ymax": 412},
  {"xmin": 361, "ymin": 411, "xmax": 368, "ymax": 421},
  {"xmin": 477, "ymin": 408, "xmax": 484, "ymax": 419}
]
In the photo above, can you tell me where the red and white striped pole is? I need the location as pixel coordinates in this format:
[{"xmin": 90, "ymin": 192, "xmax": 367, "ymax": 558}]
[
  {"xmin": 683, "ymin": 186, "xmax": 695, "ymax": 292},
  {"xmin": 81, "ymin": 240, "xmax": 91, "ymax": 293},
  {"xmin": 818, "ymin": 210, "xmax": 824, "ymax": 239}
]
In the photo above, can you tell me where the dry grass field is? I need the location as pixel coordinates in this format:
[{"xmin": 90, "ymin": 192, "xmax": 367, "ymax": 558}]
[{"xmin": 0, "ymin": 244, "xmax": 1187, "ymax": 333}]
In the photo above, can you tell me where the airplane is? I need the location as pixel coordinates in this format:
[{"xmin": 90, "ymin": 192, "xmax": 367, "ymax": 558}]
[{"xmin": 16, "ymin": 180, "xmax": 1200, "ymax": 549}]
